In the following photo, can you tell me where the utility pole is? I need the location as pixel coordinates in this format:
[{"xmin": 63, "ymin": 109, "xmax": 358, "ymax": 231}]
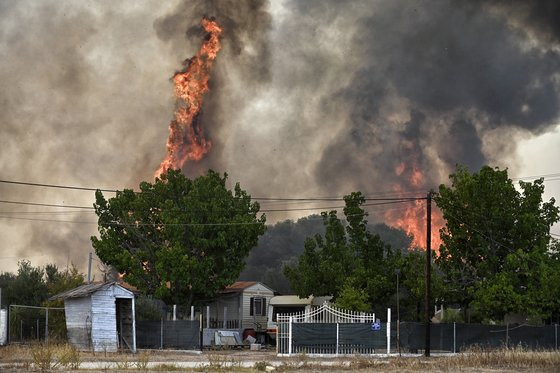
[
  {"xmin": 87, "ymin": 252, "xmax": 92, "ymax": 284},
  {"xmin": 424, "ymin": 191, "xmax": 432, "ymax": 357}
]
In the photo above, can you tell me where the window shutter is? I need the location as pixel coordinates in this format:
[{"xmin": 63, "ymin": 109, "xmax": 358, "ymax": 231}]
[
  {"xmin": 249, "ymin": 297, "xmax": 254, "ymax": 316},
  {"xmin": 261, "ymin": 298, "xmax": 267, "ymax": 316}
]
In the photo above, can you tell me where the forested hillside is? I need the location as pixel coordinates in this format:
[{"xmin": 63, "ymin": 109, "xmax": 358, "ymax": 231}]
[{"xmin": 239, "ymin": 215, "xmax": 413, "ymax": 294}]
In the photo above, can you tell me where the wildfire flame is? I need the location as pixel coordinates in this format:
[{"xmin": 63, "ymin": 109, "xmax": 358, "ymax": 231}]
[
  {"xmin": 385, "ymin": 163, "xmax": 443, "ymax": 251},
  {"xmin": 155, "ymin": 17, "xmax": 223, "ymax": 178}
]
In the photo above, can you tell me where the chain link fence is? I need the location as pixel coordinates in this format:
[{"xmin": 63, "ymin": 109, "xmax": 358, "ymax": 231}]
[
  {"xmin": 400, "ymin": 322, "xmax": 559, "ymax": 352},
  {"xmin": 8, "ymin": 305, "xmax": 66, "ymax": 343}
]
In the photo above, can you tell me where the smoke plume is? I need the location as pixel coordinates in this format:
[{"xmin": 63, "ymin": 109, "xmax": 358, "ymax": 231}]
[{"xmin": 1, "ymin": 0, "xmax": 559, "ymax": 272}]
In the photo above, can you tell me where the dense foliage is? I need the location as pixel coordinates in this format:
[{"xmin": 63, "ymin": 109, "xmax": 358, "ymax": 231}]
[
  {"xmin": 240, "ymin": 214, "xmax": 413, "ymax": 294},
  {"xmin": 0, "ymin": 261, "xmax": 83, "ymax": 308},
  {"xmin": 0, "ymin": 261, "xmax": 84, "ymax": 340},
  {"xmin": 435, "ymin": 165, "xmax": 560, "ymax": 322},
  {"xmin": 283, "ymin": 192, "xmax": 440, "ymax": 317},
  {"xmin": 91, "ymin": 169, "xmax": 266, "ymax": 308}
]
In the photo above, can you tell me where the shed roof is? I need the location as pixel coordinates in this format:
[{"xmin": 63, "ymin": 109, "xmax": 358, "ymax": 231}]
[{"xmin": 49, "ymin": 282, "xmax": 134, "ymax": 300}]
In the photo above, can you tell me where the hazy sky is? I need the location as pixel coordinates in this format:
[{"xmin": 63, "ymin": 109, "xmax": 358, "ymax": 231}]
[{"xmin": 1, "ymin": 0, "xmax": 559, "ymax": 275}]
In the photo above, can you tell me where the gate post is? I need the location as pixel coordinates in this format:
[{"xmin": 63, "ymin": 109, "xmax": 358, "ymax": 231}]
[
  {"xmin": 336, "ymin": 323, "xmax": 339, "ymax": 355},
  {"xmin": 387, "ymin": 308, "xmax": 391, "ymax": 355},
  {"xmin": 160, "ymin": 318, "xmax": 163, "ymax": 349},
  {"xmin": 288, "ymin": 316, "xmax": 293, "ymax": 356},
  {"xmin": 453, "ymin": 322, "xmax": 456, "ymax": 353}
]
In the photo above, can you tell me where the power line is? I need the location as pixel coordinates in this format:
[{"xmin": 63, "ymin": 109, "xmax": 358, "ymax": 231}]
[
  {"xmin": 0, "ymin": 199, "xmax": 93, "ymax": 210},
  {"xmin": 0, "ymin": 178, "xmax": 428, "ymax": 201},
  {"xmin": 511, "ymin": 172, "xmax": 560, "ymax": 181},
  {"xmin": 0, "ymin": 195, "xmax": 422, "ymax": 212},
  {"xmin": 0, "ymin": 200, "xmax": 419, "ymax": 226},
  {"xmin": 0, "ymin": 179, "xmax": 119, "ymax": 193}
]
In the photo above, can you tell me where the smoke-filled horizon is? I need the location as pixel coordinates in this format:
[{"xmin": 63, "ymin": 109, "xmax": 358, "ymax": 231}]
[{"xmin": 1, "ymin": 0, "xmax": 559, "ymax": 273}]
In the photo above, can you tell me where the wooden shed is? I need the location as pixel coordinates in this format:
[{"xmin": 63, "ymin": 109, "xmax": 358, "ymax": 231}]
[{"xmin": 51, "ymin": 282, "xmax": 136, "ymax": 352}]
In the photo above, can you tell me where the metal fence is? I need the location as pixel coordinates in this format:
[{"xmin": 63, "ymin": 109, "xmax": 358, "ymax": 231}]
[
  {"xmin": 8, "ymin": 305, "xmax": 66, "ymax": 343},
  {"xmin": 136, "ymin": 319, "xmax": 200, "ymax": 350},
  {"xmin": 400, "ymin": 322, "xmax": 559, "ymax": 352},
  {"xmin": 277, "ymin": 305, "xmax": 559, "ymax": 356},
  {"xmin": 277, "ymin": 303, "xmax": 380, "ymax": 355}
]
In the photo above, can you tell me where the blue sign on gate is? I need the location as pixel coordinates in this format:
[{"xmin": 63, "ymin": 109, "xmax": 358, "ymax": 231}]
[{"xmin": 371, "ymin": 322, "xmax": 381, "ymax": 331}]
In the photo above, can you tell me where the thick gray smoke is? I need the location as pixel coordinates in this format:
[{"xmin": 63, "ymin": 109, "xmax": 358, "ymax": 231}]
[{"xmin": 0, "ymin": 0, "xmax": 559, "ymax": 273}]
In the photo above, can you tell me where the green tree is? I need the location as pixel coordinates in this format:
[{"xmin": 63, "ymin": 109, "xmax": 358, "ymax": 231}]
[
  {"xmin": 44, "ymin": 264, "xmax": 84, "ymax": 298},
  {"xmin": 43, "ymin": 264, "xmax": 85, "ymax": 340},
  {"xmin": 284, "ymin": 192, "xmax": 400, "ymax": 313},
  {"xmin": 434, "ymin": 165, "xmax": 559, "ymax": 321},
  {"xmin": 9, "ymin": 260, "xmax": 48, "ymax": 306},
  {"xmin": 334, "ymin": 282, "xmax": 370, "ymax": 312},
  {"xmin": 397, "ymin": 250, "xmax": 444, "ymax": 322},
  {"xmin": 91, "ymin": 169, "xmax": 266, "ymax": 308}
]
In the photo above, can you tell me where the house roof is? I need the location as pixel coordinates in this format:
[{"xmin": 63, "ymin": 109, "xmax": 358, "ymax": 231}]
[
  {"xmin": 222, "ymin": 281, "xmax": 274, "ymax": 294},
  {"xmin": 49, "ymin": 281, "xmax": 134, "ymax": 300},
  {"xmin": 222, "ymin": 281, "xmax": 258, "ymax": 293}
]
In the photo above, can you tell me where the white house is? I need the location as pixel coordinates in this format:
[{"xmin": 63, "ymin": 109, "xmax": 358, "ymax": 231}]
[
  {"xmin": 51, "ymin": 282, "xmax": 136, "ymax": 352},
  {"xmin": 204, "ymin": 281, "xmax": 274, "ymax": 338}
]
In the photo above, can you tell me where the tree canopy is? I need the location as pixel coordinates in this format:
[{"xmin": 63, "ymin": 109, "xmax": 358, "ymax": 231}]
[
  {"xmin": 0, "ymin": 261, "xmax": 83, "ymax": 307},
  {"xmin": 91, "ymin": 169, "xmax": 266, "ymax": 308},
  {"xmin": 434, "ymin": 165, "xmax": 559, "ymax": 321},
  {"xmin": 240, "ymin": 214, "xmax": 412, "ymax": 295},
  {"xmin": 284, "ymin": 192, "xmax": 415, "ymax": 314}
]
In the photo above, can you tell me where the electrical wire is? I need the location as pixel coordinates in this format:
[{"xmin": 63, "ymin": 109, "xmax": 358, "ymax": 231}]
[
  {"xmin": 0, "ymin": 179, "xmax": 119, "ymax": 193},
  {"xmin": 0, "ymin": 178, "xmax": 428, "ymax": 201},
  {"xmin": 0, "ymin": 200, "xmax": 420, "ymax": 226},
  {"xmin": 0, "ymin": 199, "xmax": 93, "ymax": 210}
]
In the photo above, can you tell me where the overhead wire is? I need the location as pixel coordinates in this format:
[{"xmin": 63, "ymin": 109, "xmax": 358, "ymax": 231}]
[
  {"xmin": 0, "ymin": 199, "xmax": 420, "ymax": 226},
  {"xmin": 0, "ymin": 178, "xmax": 429, "ymax": 201}
]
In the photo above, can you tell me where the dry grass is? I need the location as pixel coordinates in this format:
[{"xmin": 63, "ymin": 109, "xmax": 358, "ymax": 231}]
[
  {"xmin": 343, "ymin": 347, "xmax": 560, "ymax": 372},
  {"xmin": 0, "ymin": 345, "xmax": 559, "ymax": 372}
]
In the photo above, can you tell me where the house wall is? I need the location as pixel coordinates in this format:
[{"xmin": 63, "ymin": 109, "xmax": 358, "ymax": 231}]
[
  {"xmin": 65, "ymin": 297, "xmax": 92, "ymax": 350},
  {"xmin": 91, "ymin": 288, "xmax": 118, "ymax": 352},
  {"xmin": 240, "ymin": 283, "xmax": 274, "ymax": 331},
  {"xmin": 207, "ymin": 294, "xmax": 241, "ymax": 328}
]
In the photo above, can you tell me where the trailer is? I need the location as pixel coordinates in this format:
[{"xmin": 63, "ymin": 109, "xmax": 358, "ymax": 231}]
[{"xmin": 266, "ymin": 295, "xmax": 331, "ymax": 342}]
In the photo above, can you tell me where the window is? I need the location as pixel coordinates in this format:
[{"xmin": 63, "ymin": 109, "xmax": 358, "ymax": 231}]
[{"xmin": 249, "ymin": 297, "xmax": 267, "ymax": 316}]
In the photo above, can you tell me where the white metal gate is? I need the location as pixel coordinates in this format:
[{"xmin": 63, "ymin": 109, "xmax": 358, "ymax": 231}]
[{"xmin": 276, "ymin": 302, "xmax": 382, "ymax": 355}]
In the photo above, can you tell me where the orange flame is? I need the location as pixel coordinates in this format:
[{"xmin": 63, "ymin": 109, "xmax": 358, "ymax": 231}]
[
  {"xmin": 385, "ymin": 163, "xmax": 443, "ymax": 251},
  {"xmin": 155, "ymin": 17, "xmax": 223, "ymax": 178}
]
